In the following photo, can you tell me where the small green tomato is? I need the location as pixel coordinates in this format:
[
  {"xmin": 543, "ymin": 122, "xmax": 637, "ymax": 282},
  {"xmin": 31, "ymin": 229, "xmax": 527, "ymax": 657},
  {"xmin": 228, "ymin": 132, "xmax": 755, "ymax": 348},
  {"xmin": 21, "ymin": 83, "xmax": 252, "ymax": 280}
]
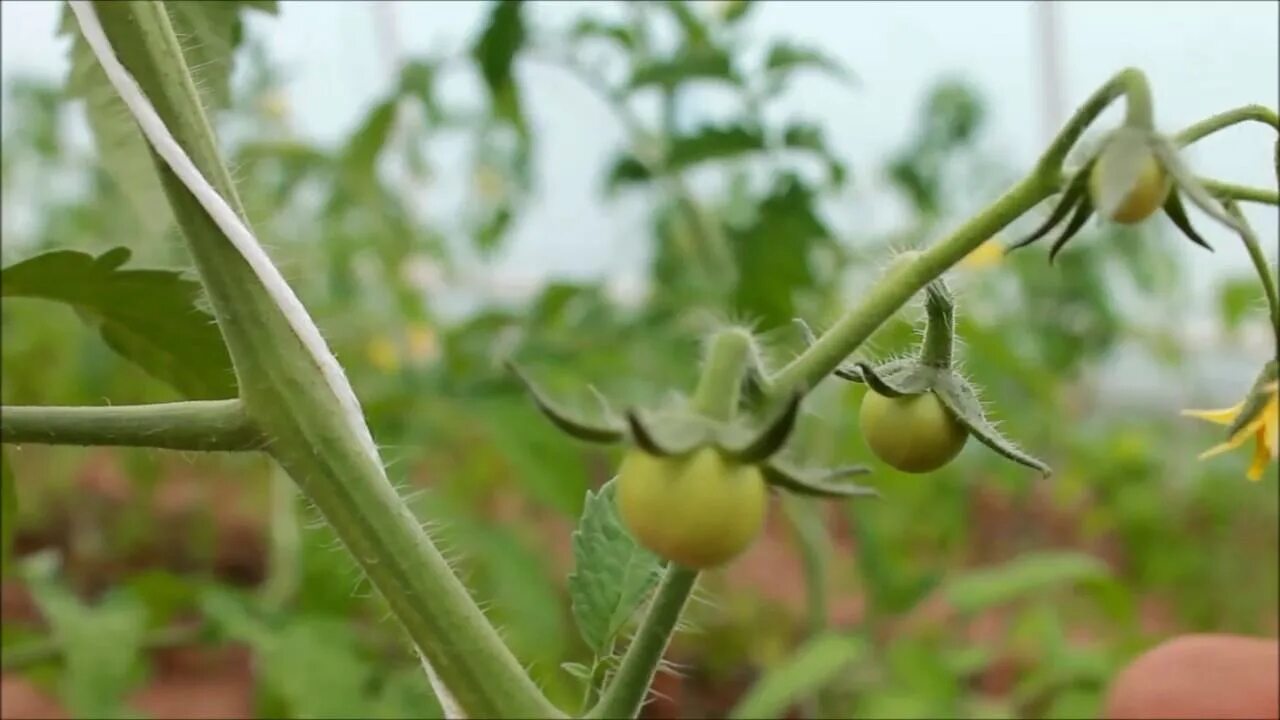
[
  {"xmin": 616, "ymin": 447, "xmax": 767, "ymax": 569},
  {"xmin": 1089, "ymin": 151, "xmax": 1169, "ymax": 224},
  {"xmin": 859, "ymin": 389, "xmax": 968, "ymax": 473}
]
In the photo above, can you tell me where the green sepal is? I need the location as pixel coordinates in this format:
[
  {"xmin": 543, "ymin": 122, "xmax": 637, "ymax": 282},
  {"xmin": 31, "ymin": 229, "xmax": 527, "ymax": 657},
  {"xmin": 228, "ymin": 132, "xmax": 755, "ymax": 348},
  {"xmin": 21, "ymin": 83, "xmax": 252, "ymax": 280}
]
[
  {"xmin": 835, "ymin": 357, "xmax": 913, "ymax": 384},
  {"xmin": 716, "ymin": 392, "xmax": 803, "ymax": 463},
  {"xmin": 932, "ymin": 371, "xmax": 1052, "ymax": 477},
  {"xmin": 1047, "ymin": 191, "xmax": 1097, "ymax": 263},
  {"xmin": 1008, "ymin": 158, "xmax": 1094, "ymax": 251},
  {"xmin": 762, "ymin": 459, "xmax": 877, "ymax": 498},
  {"xmin": 1162, "ymin": 189, "xmax": 1214, "ymax": 252},
  {"xmin": 624, "ymin": 409, "xmax": 708, "ymax": 458},
  {"xmin": 507, "ymin": 361, "xmax": 625, "ymax": 444},
  {"xmin": 1150, "ymin": 136, "xmax": 1245, "ymax": 234},
  {"xmin": 839, "ymin": 361, "xmax": 938, "ymax": 398},
  {"xmin": 1224, "ymin": 360, "xmax": 1278, "ymax": 441}
]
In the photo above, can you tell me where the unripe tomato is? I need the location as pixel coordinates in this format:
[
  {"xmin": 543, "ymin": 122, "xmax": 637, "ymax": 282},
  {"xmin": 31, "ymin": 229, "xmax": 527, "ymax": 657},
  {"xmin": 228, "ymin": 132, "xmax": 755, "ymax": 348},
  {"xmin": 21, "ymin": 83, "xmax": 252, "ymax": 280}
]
[
  {"xmin": 616, "ymin": 447, "xmax": 767, "ymax": 569},
  {"xmin": 1089, "ymin": 151, "xmax": 1169, "ymax": 224},
  {"xmin": 859, "ymin": 389, "xmax": 968, "ymax": 473}
]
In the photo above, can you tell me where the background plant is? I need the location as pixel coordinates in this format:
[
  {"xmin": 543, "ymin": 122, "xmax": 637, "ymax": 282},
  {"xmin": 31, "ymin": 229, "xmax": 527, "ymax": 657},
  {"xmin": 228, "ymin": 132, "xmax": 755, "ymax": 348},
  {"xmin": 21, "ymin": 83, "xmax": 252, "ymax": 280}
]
[{"xmin": 1, "ymin": 2, "xmax": 1276, "ymax": 719}]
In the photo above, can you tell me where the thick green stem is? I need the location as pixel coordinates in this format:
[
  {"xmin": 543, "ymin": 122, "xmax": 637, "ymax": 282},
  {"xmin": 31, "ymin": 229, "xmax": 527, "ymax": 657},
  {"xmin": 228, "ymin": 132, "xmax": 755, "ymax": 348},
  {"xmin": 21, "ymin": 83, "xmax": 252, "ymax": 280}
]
[
  {"xmin": 1174, "ymin": 104, "xmax": 1279, "ymax": 146},
  {"xmin": 919, "ymin": 282, "xmax": 955, "ymax": 369},
  {"xmin": 1223, "ymin": 200, "xmax": 1280, "ymax": 346},
  {"xmin": 0, "ymin": 401, "xmax": 260, "ymax": 451},
  {"xmin": 588, "ymin": 564, "xmax": 698, "ymax": 719},
  {"xmin": 83, "ymin": 3, "xmax": 558, "ymax": 717},
  {"xmin": 766, "ymin": 175, "xmax": 1053, "ymax": 397}
]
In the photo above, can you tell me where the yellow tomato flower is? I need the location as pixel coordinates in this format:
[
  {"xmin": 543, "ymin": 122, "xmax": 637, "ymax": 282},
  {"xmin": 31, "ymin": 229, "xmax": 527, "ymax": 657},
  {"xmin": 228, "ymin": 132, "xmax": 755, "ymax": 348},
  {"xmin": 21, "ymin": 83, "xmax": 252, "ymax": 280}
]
[
  {"xmin": 1182, "ymin": 381, "xmax": 1279, "ymax": 481},
  {"xmin": 959, "ymin": 239, "xmax": 1005, "ymax": 270},
  {"xmin": 367, "ymin": 336, "xmax": 400, "ymax": 374}
]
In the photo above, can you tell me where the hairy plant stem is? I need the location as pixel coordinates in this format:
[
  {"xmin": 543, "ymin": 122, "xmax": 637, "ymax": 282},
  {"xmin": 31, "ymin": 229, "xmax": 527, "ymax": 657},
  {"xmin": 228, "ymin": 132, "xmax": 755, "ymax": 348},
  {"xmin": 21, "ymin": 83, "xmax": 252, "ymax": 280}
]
[
  {"xmin": 1174, "ymin": 104, "xmax": 1279, "ymax": 146},
  {"xmin": 0, "ymin": 401, "xmax": 261, "ymax": 451},
  {"xmin": 1199, "ymin": 178, "xmax": 1279, "ymax": 206},
  {"xmin": 78, "ymin": 3, "xmax": 558, "ymax": 717},
  {"xmin": 919, "ymin": 283, "xmax": 955, "ymax": 369},
  {"xmin": 590, "ymin": 329, "xmax": 753, "ymax": 719},
  {"xmin": 1223, "ymin": 200, "xmax": 1280, "ymax": 347},
  {"xmin": 764, "ymin": 68, "xmax": 1163, "ymax": 399}
]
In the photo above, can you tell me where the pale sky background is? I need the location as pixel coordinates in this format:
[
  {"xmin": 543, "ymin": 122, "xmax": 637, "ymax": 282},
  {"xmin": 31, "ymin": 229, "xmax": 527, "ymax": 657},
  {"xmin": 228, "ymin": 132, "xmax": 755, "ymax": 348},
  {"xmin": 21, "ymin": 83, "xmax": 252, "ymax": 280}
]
[{"xmin": 2, "ymin": 0, "xmax": 1278, "ymax": 378}]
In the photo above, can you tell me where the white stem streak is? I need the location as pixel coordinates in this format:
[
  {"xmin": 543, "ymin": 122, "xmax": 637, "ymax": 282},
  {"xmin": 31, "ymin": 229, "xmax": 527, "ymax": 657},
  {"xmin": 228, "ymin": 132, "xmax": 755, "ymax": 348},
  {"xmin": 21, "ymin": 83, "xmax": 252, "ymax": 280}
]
[
  {"xmin": 66, "ymin": 3, "xmax": 464, "ymax": 716},
  {"xmin": 66, "ymin": 0, "xmax": 381, "ymax": 468}
]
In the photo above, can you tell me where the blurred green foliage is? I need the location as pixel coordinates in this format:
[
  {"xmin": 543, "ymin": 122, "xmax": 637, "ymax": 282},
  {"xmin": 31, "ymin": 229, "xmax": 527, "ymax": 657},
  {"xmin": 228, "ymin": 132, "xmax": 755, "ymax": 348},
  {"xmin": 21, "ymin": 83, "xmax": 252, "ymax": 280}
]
[{"xmin": 1, "ymin": 1, "xmax": 1275, "ymax": 719}]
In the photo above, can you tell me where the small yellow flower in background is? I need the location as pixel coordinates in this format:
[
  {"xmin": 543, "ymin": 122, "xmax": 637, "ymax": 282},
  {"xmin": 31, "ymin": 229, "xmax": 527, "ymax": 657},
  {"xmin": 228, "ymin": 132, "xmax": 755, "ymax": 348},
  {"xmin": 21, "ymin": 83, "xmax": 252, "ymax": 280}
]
[
  {"xmin": 959, "ymin": 239, "xmax": 1005, "ymax": 270},
  {"xmin": 406, "ymin": 324, "xmax": 439, "ymax": 365},
  {"xmin": 367, "ymin": 336, "xmax": 400, "ymax": 374},
  {"xmin": 1182, "ymin": 380, "xmax": 1279, "ymax": 481}
]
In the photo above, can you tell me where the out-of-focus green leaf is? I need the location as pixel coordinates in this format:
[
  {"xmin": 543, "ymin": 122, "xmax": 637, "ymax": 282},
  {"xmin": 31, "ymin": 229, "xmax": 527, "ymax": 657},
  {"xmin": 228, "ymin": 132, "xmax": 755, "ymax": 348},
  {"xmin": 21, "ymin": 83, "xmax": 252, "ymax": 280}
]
[
  {"xmin": 1, "ymin": 248, "xmax": 235, "ymax": 399},
  {"xmin": 569, "ymin": 17, "xmax": 636, "ymax": 51},
  {"xmin": 472, "ymin": 0, "xmax": 527, "ymax": 132},
  {"xmin": 1218, "ymin": 275, "xmax": 1267, "ymax": 332},
  {"xmin": 23, "ymin": 553, "xmax": 148, "ymax": 719},
  {"xmin": 1, "ymin": 449, "xmax": 15, "ymax": 576},
  {"xmin": 398, "ymin": 59, "xmax": 445, "ymax": 124},
  {"xmin": 58, "ymin": 1, "xmax": 275, "ymax": 245},
  {"xmin": 764, "ymin": 42, "xmax": 856, "ymax": 86},
  {"xmin": 568, "ymin": 480, "xmax": 662, "ymax": 654},
  {"xmin": 729, "ymin": 175, "xmax": 834, "ymax": 328},
  {"xmin": 373, "ymin": 667, "xmax": 445, "ymax": 719},
  {"xmin": 730, "ymin": 633, "xmax": 866, "ymax": 719},
  {"xmin": 606, "ymin": 124, "xmax": 763, "ymax": 189},
  {"xmin": 259, "ymin": 618, "xmax": 373, "ymax": 718},
  {"xmin": 660, "ymin": 0, "xmax": 713, "ymax": 48},
  {"xmin": 719, "ymin": 0, "xmax": 755, "ymax": 23},
  {"xmin": 340, "ymin": 99, "xmax": 399, "ymax": 185},
  {"xmin": 478, "ymin": 398, "xmax": 591, "ymax": 516},
  {"xmin": 628, "ymin": 49, "xmax": 738, "ymax": 90},
  {"xmin": 943, "ymin": 552, "xmax": 1111, "ymax": 615}
]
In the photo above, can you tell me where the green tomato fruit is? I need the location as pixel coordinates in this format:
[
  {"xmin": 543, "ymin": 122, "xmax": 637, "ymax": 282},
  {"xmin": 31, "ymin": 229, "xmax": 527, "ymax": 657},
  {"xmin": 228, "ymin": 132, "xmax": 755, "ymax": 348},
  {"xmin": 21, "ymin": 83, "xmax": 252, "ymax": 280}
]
[
  {"xmin": 616, "ymin": 447, "xmax": 767, "ymax": 569},
  {"xmin": 859, "ymin": 389, "xmax": 968, "ymax": 473},
  {"xmin": 1089, "ymin": 151, "xmax": 1169, "ymax": 224}
]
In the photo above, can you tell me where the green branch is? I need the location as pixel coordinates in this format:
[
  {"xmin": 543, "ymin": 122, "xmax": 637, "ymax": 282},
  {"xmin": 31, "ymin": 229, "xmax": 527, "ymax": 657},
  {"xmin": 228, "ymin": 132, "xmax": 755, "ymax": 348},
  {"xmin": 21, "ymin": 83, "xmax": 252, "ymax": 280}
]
[
  {"xmin": 764, "ymin": 174, "xmax": 1052, "ymax": 397},
  {"xmin": 1199, "ymin": 178, "xmax": 1279, "ymax": 206},
  {"xmin": 0, "ymin": 401, "xmax": 261, "ymax": 451},
  {"xmin": 1037, "ymin": 67, "xmax": 1152, "ymax": 176},
  {"xmin": 1174, "ymin": 104, "xmax": 1279, "ymax": 146},
  {"xmin": 1223, "ymin": 200, "xmax": 1280, "ymax": 346},
  {"xmin": 80, "ymin": 3, "xmax": 559, "ymax": 717}
]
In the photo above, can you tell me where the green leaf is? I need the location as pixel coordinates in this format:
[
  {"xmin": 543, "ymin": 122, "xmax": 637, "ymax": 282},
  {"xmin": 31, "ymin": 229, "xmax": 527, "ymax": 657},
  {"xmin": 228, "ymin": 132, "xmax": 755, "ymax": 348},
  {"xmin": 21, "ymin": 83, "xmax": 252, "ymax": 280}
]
[
  {"xmin": 607, "ymin": 123, "xmax": 765, "ymax": 189},
  {"xmin": 719, "ymin": 0, "xmax": 755, "ymax": 23},
  {"xmin": 258, "ymin": 618, "xmax": 373, "ymax": 718},
  {"xmin": 472, "ymin": 0, "xmax": 527, "ymax": 131},
  {"xmin": 59, "ymin": 1, "xmax": 273, "ymax": 245},
  {"xmin": 628, "ymin": 49, "xmax": 738, "ymax": 91},
  {"xmin": 729, "ymin": 633, "xmax": 866, "ymax": 719},
  {"xmin": 22, "ymin": 553, "xmax": 148, "ymax": 719},
  {"xmin": 1, "ymin": 248, "xmax": 236, "ymax": 399},
  {"xmin": 943, "ymin": 551, "xmax": 1111, "ymax": 615},
  {"xmin": 1, "ymin": 449, "xmax": 15, "ymax": 576},
  {"xmin": 340, "ymin": 99, "xmax": 399, "ymax": 185},
  {"xmin": 1218, "ymin": 276, "xmax": 1266, "ymax": 331},
  {"xmin": 764, "ymin": 42, "xmax": 856, "ymax": 86},
  {"xmin": 569, "ymin": 17, "xmax": 636, "ymax": 51},
  {"xmin": 568, "ymin": 480, "xmax": 662, "ymax": 654},
  {"xmin": 660, "ymin": 0, "xmax": 713, "ymax": 48}
]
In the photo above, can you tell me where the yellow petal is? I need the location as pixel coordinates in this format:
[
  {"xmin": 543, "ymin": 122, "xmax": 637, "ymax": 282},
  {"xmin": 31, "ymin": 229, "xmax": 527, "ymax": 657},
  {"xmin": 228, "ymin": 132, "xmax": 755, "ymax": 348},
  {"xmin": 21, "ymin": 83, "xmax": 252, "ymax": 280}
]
[
  {"xmin": 1197, "ymin": 427, "xmax": 1255, "ymax": 460},
  {"xmin": 1181, "ymin": 401, "xmax": 1244, "ymax": 426},
  {"xmin": 1246, "ymin": 435, "xmax": 1272, "ymax": 481}
]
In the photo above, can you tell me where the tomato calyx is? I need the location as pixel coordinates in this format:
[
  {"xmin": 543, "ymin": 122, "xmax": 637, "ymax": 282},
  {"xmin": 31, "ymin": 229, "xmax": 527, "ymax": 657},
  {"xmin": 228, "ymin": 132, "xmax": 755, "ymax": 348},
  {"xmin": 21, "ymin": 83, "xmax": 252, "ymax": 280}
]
[
  {"xmin": 509, "ymin": 361, "xmax": 875, "ymax": 498},
  {"xmin": 1006, "ymin": 126, "xmax": 1242, "ymax": 262}
]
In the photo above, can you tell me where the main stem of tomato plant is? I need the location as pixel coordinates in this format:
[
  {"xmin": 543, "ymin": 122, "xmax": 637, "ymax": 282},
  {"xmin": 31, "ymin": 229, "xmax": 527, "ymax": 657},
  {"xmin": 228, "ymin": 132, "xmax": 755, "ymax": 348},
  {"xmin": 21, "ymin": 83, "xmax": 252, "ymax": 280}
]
[
  {"xmin": 589, "ymin": 329, "xmax": 752, "ymax": 719},
  {"xmin": 78, "ymin": 3, "xmax": 559, "ymax": 717}
]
